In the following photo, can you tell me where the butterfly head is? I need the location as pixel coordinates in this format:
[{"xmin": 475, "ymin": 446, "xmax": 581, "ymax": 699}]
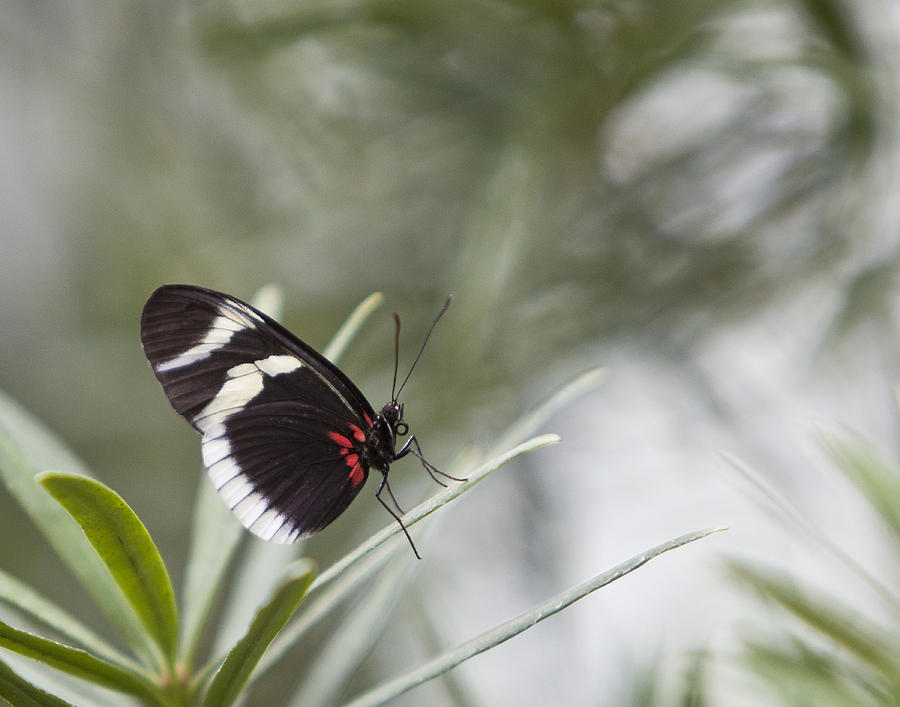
[{"xmin": 380, "ymin": 401, "xmax": 408, "ymax": 437}]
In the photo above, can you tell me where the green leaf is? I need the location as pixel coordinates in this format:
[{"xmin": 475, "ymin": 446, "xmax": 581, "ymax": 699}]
[
  {"xmin": 37, "ymin": 472, "xmax": 178, "ymax": 669},
  {"xmin": 728, "ymin": 561, "xmax": 900, "ymax": 678},
  {"xmin": 321, "ymin": 292, "xmax": 383, "ymax": 363},
  {"xmin": 286, "ymin": 551, "xmax": 414, "ymax": 707},
  {"xmin": 745, "ymin": 637, "xmax": 887, "ymax": 707},
  {"xmin": 246, "ymin": 433, "xmax": 559, "ymax": 684},
  {"xmin": 345, "ymin": 527, "xmax": 725, "ymax": 706},
  {"xmin": 490, "ymin": 366, "xmax": 606, "ymax": 454},
  {"xmin": 819, "ymin": 428, "xmax": 900, "ymax": 543},
  {"xmin": 720, "ymin": 452, "xmax": 900, "ymax": 620},
  {"xmin": 0, "ymin": 618, "xmax": 162, "ymax": 705},
  {"xmin": 0, "ymin": 567, "xmax": 134, "ymax": 668},
  {"xmin": 201, "ymin": 558, "xmax": 316, "ymax": 707},
  {"xmin": 0, "ymin": 655, "xmax": 74, "ymax": 707},
  {"xmin": 179, "ymin": 478, "xmax": 244, "ymax": 666},
  {"xmin": 316, "ymin": 433, "xmax": 560, "ymax": 591},
  {"xmin": 254, "ymin": 544, "xmax": 397, "ymax": 680},
  {"xmin": 0, "ymin": 392, "xmax": 149, "ymax": 656}
]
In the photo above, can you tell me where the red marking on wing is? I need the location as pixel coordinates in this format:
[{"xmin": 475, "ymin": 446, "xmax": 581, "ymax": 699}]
[
  {"xmin": 349, "ymin": 423, "xmax": 366, "ymax": 443},
  {"xmin": 328, "ymin": 431, "xmax": 352, "ymax": 448},
  {"xmin": 344, "ymin": 453, "xmax": 359, "ymax": 467},
  {"xmin": 348, "ymin": 462, "xmax": 364, "ymax": 486},
  {"xmin": 363, "ymin": 412, "xmax": 373, "ymax": 427}
]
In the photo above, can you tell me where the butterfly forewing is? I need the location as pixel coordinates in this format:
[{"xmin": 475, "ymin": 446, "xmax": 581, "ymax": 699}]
[{"xmin": 140, "ymin": 285, "xmax": 376, "ymax": 541}]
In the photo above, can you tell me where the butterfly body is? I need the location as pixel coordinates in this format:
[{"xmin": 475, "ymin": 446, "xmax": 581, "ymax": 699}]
[{"xmin": 140, "ymin": 285, "xmax": 442, "ymax": 551}]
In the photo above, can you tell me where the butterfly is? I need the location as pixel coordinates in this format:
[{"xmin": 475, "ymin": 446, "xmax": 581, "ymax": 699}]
[{"xmin": 140, "ymin": 285, "xmax": 457, "ymax": 558}]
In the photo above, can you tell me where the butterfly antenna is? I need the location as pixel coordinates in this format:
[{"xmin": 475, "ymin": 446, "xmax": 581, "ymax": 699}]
[
  {"xmin": 395, "ymin": 295, "xmax": 452, "ymax": 400},
  {"xmin": 391, "ymin": 312, "xmax": 402, "ymax": 401}
]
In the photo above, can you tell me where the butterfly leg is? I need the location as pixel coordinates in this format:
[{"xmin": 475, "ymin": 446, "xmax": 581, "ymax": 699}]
[
  {"xmin": 395, "ymin": 435, "xmax": 467, "ymax": 485},
  {"xmin": 375, "ymin": 472, "xmax": 421, "ymax": 560}
]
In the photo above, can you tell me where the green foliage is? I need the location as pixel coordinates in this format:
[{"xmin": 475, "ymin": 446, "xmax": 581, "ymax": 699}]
[
  {"xmin": 729, "ymin": 429, "xmax": 900, "ymax": 705},
  {"xmin": 0, "ymin": 291, "xmax": 719, "ymax": 705},
  {"xmin": 38, "ymin": 473, "xmax": 179, "ymax": 672}
]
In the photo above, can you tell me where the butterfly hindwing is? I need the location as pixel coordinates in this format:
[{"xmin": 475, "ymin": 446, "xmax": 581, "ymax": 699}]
[{"xmin": 140, "ymin": 285, "xmax": 376, "ymax": 541}]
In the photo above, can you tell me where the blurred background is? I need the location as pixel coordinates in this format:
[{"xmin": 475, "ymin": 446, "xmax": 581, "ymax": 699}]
[{"xmin": 2, "ymin": 0, "xmax": 900, "ymax": 704}]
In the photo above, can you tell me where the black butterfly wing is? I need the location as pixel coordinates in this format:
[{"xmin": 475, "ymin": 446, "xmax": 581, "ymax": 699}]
[{"xmin": 140, "ymin": 285, "xmax": 378, "ymax": 542}]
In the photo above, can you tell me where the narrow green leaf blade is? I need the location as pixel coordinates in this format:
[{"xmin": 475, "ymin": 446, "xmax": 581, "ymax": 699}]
[
  {"xmin": 245, "ymin": 434, "xmax": 559, "ymax": 683},
  {"xmin": 820, "ymin": 429, "xmax": 900, "ymax": 543},
  {"xmin": 0, "ymin": 393, "xmax": 148, "ymax": 654},
  {"xmin": 287, "ymin": 551, "xmax": 413, "ymax": 707},
  {"xmin": 313, "ymin": 434, "xmax": 561, "ymax": 593},
  {"xmin": 201, "ymin": 558, "xmax": 317, "ymax": 707},
  {"xmin": 0, "ymin": 619, "xmax": 161, "ymax": 705},
  {"xmin": 345, "ymin": 527, "xmax": 725, "ymax": 707},
  {"xmin": 321, "ymin": 292, "xmax": 383, "ymax": 362},
  {"xmin": 255, "ymin": 544, "xmax": 397, "ymax": 680},
  {"xmin": 179, "ymin": 478, "xmax": 244, "ymax": 665},
  {"xmin": 0, "ymin": 655, "xmax": 74, "ymax": 707},
  {"xmin": 729, "ymin": 561, "xmax": 900, "ymax": 677},
  {"xmin": 491, "ymin": 366, "xmax": 606, "ymax": 454},
  {"xmin": 37, "ymin": 472, "xmax": 178, "ymax": 667},
  {"xmin": 0, "ymin": 567, "xmax": 134, "ymax": 668},
  {"xmin": 744, "ymin": 637, "xmax": 887, "ymax": 707}
]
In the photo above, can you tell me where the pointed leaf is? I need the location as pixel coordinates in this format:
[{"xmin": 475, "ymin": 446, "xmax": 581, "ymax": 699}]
[
  {"xmin": 247, "ymin": 433, "xmax": 559, "ymax": 683},
  {"xmin": 491, "ymin": 366, "xmax": 606, "ymax": 454},
  {"xmin": 201, "ymin": 558, "xmax": 316, "ymax": 707},
  {"xmin": 179, "ymin": 478, "xmax": 244, "ymax": 665},
  {"xmin": 820, "ymin": 429, "xmax": 900, "ymax": 543},
  {"xmin": 0, "ymin": 393, "xmax": 148, "ymax": 654},
  {"xmin": 0, "ymin": 655, "xmax": 74, "ymax": 707},
  {"xmin": 321, "ymin": 292, "xmax": 383, "ymax": 362},
  {"xmin": 287, "ymin": 552, "xmax": 414, "ymax": 707},
  {"xmin": 255, "ymin": 544, "xmax": 397, "ymax": 680},
  {"xmin": 720, "ymin": 452, "xmax": 900, "ymax": 620},
  {"xmin": 0, "ymin": 567, "xmax": 134, "ymax": 668},
  {"xmin": 345, "ymin": 527, "xmax": 725, "ymax": 706},
  {"xmin": 313, "ymin": 434, "xmax": 560, "ymax": 592},
  {"xmin": 729, "ymin": 561, "xmax": 900, "ymax": 677},
  {"xmin": 37, "ymin": 472, "xmax": 178, "ymax": 667},
  {"xmin": 744, "ymin": 637, "xmax": 887, "ymax": 707},
  {"xmin": 0, "ymin": 618, "xmax": 161, "ymax": 704}
]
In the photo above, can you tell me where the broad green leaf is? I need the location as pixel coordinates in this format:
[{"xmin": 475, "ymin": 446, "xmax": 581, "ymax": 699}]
[
  {"xmin": 345, "ymin": 527, "xmax": 725, "ymax": 707},
  {"xmin": 0, "ymin": 619, "xmax": 161, "ymax": 705},
  {"xmin": 0, "ymin": 393, "xmax": 148, "ymax": 655},
  {"xmin": 0, "ymin": 567, "xmax": 134, "ymax": 668},
  {"xmin": 201, "ymin": 558, "xmax": 316, "ymax": 707},
  {"xmin": 0, "ymin": 655, "xmax": 74, "ymax": 707},
  {"xmin": 37, "ymin": 472, "xmax": 178, "ymax": 669}
]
